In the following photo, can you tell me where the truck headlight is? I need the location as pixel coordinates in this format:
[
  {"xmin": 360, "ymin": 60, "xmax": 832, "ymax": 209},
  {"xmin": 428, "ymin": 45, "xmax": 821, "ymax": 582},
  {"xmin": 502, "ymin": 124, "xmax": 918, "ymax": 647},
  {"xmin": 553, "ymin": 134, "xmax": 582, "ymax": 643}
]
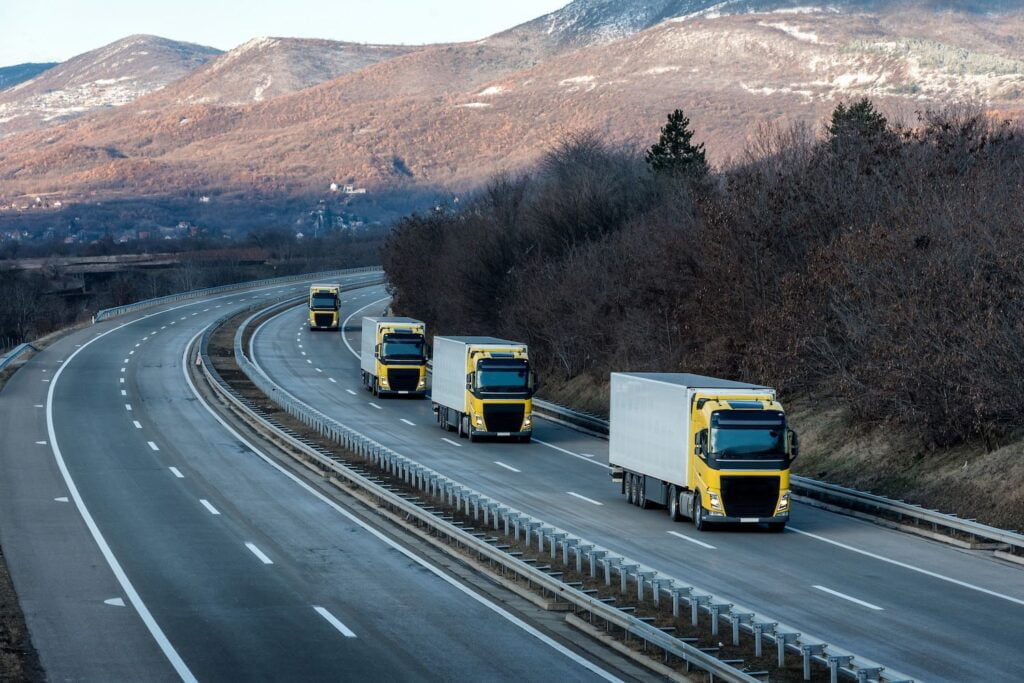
[
  {"xmin": 417, "ymin": 377, "xmax": 426, "ymax": 388},
  {"xmin": 777, "ymin": 491, "xmax": 790, "ymax": 511},
  {"xmin": 475, "ymin": 414, "xmax": 483, "ymax": 426},
  {"xmin": 379, "ymin": 377, "xmax": 388, "ymax": 387},
  {"xmin": 523, "ymin": 415, "xmax": 532, "ymax": 429},
  {"xmin": 708, "ymin": 492, "xmax": 722, "ymax": 510}
]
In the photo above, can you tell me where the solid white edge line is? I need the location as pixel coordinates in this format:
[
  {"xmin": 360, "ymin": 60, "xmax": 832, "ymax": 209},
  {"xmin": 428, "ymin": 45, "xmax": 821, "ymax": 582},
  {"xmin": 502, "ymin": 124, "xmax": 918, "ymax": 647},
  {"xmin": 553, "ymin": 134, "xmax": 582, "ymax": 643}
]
[
  {"xmin": 667, "ymin": 530, "xmax": 717, "ymax": 550},
  {"xmin": 313, "ymin": 606, "xmax": 357, "ymax": 638},
  {"xmin": 789, "ymin": 527, "xmax": 1024, "ymax": 607},
  {"xmin": 199, "ymin": 499, "xmax": 221, "ymax": 516},
  {"xmin": 567, "ymin": 491, "xmax": 604, "ymax": 506},
  {"xmin": 813, "ymin": 585, "xmax": 883, "ymax": 611},
  {"xmin": 180, "ymin": 329, "xmax": 618, "ymax": 681},
  {"xmin": 534, "ymin": 438, "xmax": 609, "ymax": 469},
  {"xmin": 245, "ymin": 542, "xmax": 273, "ymax": 565},
  {"xmin": 341, "ymin": 295, "xmax": 391, "ymax": 359},
  {"xmin": 494, "ymin": 461, "xmax": 521, "ymax": 473}
]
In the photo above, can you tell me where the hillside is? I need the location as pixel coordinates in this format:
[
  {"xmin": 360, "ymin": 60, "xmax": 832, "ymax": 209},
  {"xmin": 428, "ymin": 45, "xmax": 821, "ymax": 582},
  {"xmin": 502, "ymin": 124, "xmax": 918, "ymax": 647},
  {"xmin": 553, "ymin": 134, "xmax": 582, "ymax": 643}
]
[
  {"xmin": 1, "ymin": 1, "xmax": 1022, "ymax": 221},
  {"xmin": 0, "ymin": 63, "xmax": 57, "ymax": 91},
  {"xmin": 0, "ymin": 35, "xmax": 221, "ymax": 137}
]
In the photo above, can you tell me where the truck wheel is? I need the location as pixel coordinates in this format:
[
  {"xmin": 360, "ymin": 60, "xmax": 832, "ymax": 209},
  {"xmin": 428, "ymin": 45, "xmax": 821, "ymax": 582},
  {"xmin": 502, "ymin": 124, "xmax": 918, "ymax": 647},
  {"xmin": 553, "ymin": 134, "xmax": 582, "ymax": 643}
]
[
  {"xmin": 625, "ymin": 473, "xmax": 635, "ymax": 505},
  {"xmin": 668, "ymin": 485, "xmax": 681, "ymax": 521},
  {"xmin": 636, "ymin": 476, "xmax": 651, "ymax": 510},
  {"xmin": 459, "ymin": 415, "xmax": 468, "ymax": 439},
  {"xmin": 693, "ymin": 494, "xmax": 708, "ymax": 532}
]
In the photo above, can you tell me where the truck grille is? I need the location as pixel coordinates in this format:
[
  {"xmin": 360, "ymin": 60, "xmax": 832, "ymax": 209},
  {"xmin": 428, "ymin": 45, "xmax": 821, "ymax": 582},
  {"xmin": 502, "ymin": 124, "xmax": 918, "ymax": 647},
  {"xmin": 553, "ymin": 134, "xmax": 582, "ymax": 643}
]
[
  {"xmin": 483, "ymin": 404, "xmax": 525, "ymax": 433},
  {"xmin": 314, "ymin": 313, "xmax": 334, "ymax": 327},
  {"xmin": 720, "ymin": 476, "xmax": 780, "ymax": 518},
  {"xmin": 387, "ymin": 368, "xmax": 420, "ymax": 391}
]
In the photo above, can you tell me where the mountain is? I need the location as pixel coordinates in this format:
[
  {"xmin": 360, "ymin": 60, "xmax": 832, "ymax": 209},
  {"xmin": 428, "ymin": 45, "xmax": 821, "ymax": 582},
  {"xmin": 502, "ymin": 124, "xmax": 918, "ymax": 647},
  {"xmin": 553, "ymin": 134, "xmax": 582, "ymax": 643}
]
[
  {"xmin": 153, "ymin": 37, "xmax": 419, "ymax": 105},
  {"xmin": 1, "ymin": 2, "xmax": 1023, "ymax": 223},
  {"xmin": 0, "ymin": 63, "xmax": 57, "ymax": 91},
  {"xmin": 0, "ymin": 35, "xmax": 221, "ymax": 136}
]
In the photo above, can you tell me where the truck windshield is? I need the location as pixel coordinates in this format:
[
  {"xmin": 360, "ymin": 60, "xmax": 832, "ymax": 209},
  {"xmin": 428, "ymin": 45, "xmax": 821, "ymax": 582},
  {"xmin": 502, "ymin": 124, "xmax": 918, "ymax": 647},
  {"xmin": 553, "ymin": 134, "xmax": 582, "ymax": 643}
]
[
  {"xmin": 382, "ymin": 335, "xmax": 425, "ymax": 362},
  {"xmin": 310, "ymin": 294, "xmax": 337, "ymax": 310},
  {"xmin": 476, "ymin": 359, "xmax": 529, "ymax": 393},
  {"xmin": 710, "ymin": 411, "xmax": 786, "ymax": 459}
]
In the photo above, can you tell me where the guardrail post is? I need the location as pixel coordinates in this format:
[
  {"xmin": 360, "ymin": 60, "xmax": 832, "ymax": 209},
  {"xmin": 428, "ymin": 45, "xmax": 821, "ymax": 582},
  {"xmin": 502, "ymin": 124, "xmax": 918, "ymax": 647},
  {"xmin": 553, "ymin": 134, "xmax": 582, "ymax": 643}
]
[
  {"xmin": 538, "ymin": 527, "xmax": 554, "ymax": 552},
  {"xmin": 708, "ymin": 603, "xmax": 731, "ymax": 636},
  {"xmin": 777, "ymin": 632, "xmax": 800, "ymax": 668},
  {"xmin": 691, "ymin": 594, "xmax": 711, "ymax": 626},
  {"xmin": 828, "ymin": 655, "xmax": 854, "ymax": 683},
  {"xmin": 619, "ymin": 564, "xmax": 639, "ymax": 594},
  {"xmin": 589, "ymin": 550, "xmax": 607, "ymax": 578},
  {"xmin": 576, "ymin": 544, "xmax": 594, "ymax": 574},
  {"xmin": 671, "ymin": 587, "xmax": 692, "ymax": 617},
  {"xmin": 603, "ymin": 557, "xmax": 622, "ymax": 586},
  {"xmin": 550, "ymin": 532, "xmax": 566, "ymax": 560},
  {"xmin": 730, "ymin": 612, "xmax": 753, "ymax": 646},
  {"xmin": 802, "ymin": 644, "xmax": 826, "ymax": 680},
  {"xmin": 636, "ymin": 571, "xmax": 656, "ymax": 602},
  {"xmin": 563, "ymin": 538, "xmax": 578, "ymax": 565},
  {"xmin": 854, "ymin": 667, "xmax": 884, "ymax": 682},
  {"xmin": 525, "ymin": 522, "xmax": 541, "ymax": 549},
  {"xmin": 651, "ymin": 578, "xmax": 672, "ymax": 606},
  {"xmin": 752, "ymin": 621, "xmax": 776, "ymax": 657}
]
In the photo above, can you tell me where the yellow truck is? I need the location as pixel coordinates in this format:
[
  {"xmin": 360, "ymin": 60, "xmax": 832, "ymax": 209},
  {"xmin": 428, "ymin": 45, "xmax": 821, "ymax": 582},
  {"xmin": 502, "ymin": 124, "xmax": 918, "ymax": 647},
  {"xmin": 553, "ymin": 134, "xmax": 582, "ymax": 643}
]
[
  {"xmin": 432, "ymin": 336, "xmax": 537, "ymax": 443},
  {"xmin": 360, "ymin": 316, "xmax": 427, "ymax": 397},
  {"xmin": 609, "ymin": 373, "xmax": 798, "ymax": 532},
  {"xmin": 308, "ymin": 284, "xmax": 341, "ymax": 331}
]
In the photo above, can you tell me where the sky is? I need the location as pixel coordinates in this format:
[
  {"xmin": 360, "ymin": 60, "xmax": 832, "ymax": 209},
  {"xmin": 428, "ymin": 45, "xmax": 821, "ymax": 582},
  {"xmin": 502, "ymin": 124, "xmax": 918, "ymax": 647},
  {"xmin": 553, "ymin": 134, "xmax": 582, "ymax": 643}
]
[{"xmin": 0, "ymin": 0, "xmax": 569, "ymax": 65}]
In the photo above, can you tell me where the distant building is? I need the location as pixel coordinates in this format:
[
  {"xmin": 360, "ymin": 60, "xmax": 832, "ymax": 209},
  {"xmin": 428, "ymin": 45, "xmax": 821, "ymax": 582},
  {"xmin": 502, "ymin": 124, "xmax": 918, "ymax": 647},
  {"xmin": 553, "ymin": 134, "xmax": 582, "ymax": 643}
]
[
  {"xmin": 330, "ymin": 182, "xmax": 340, "ymax": 192},
  {"xmin": 343, "ymin": 185, "xmax": 367, "ymax": 195},
  {"xmin": 199, "ymin": 196, "xmax": 211, "ymax": 203}
]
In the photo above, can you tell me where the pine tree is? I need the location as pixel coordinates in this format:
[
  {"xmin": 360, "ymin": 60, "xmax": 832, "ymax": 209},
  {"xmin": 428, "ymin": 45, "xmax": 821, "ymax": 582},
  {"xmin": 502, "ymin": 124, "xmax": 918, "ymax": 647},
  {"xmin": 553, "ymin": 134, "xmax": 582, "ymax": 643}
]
[
  {"xmin": 646, "ymin": 109, "xmax": 708, "ymax": 177},
  {"xmin": 827, "ymin": 98, "xmax": 888, "ymax": 142}
]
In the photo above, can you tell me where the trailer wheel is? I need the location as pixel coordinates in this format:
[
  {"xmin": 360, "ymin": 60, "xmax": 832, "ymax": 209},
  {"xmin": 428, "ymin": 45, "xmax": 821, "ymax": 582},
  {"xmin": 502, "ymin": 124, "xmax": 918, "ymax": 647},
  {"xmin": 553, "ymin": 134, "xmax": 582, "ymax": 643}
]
[
  {"xmin": 693, "ymin": 493, "xmax": 708, "ymax": 532},
  {"xmin": 668, "ymin": 485, "xmax": 681, "ymax": 521},
  {"xmin": 625, "ymin": 473, "xmax": 634, "ymax": 505}
]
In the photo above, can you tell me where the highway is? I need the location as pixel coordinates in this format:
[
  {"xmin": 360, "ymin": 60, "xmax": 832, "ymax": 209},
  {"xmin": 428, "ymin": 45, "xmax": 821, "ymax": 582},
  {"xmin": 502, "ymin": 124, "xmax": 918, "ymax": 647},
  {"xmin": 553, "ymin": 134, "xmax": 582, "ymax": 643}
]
[
  {"xmin": 248, "ymin": 283, "xmax": 1024, "ymax": 683},
  {"xmin": 0, "ymin": 275, "xmax": 622, "ymax": 682}
]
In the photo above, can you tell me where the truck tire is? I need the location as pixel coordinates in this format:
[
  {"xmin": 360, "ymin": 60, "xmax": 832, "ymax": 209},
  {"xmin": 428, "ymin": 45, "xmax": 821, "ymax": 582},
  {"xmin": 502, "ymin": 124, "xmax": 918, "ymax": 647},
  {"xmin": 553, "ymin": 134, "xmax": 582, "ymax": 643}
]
[
  {"xmin": 636, "ymin": 476, "xmax": 651, "ymax": 510},
  {"xmin": 625, "ymin": 473, "xmax": 635, "ymax": 505},
  {"xmin": 459, "ymin": 415, "xmax": 468, "ymax": 439},
  {"xmin": 693, "ymin": 494, "xmax": 708, "ymax": 532},
  {"xmin": 668, "ymin": 485, "xmax": 681, "ymax": 521}
]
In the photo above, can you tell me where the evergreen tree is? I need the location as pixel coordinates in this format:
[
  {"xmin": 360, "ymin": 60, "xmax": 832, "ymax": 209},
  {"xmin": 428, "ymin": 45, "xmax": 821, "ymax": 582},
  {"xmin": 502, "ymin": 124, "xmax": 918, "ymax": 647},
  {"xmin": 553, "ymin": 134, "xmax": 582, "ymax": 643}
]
[
  {"xmin": 646, "ymin": 109, "xmax": 708, "ymax": 177},
  {"xmin": 827, "ymin": 98, "xmax": 888, "ymax": 142}
]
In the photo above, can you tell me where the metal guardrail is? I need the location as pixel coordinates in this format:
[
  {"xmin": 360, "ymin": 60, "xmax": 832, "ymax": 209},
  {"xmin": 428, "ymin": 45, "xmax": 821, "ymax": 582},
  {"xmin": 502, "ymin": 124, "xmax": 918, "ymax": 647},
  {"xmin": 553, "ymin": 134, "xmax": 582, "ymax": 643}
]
[
  {"xmin": 532, "ymin": 399, "xmax": 1024, "ymax": 554},
  {"xmin": 92, "ymin": 266, "xmax": 382, "ymax": 323},
  {"xmin": 205, "ymin": 296, "xmax": 912, "ymax": 683},
  {"xmin": 0, "ymin": 343, "xmax": 37, "ymax": 372}
]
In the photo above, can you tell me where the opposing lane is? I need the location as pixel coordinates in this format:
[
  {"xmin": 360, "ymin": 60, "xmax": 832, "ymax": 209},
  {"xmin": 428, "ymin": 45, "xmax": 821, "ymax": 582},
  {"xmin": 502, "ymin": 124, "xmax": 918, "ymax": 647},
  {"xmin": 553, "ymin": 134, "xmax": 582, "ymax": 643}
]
[{"xmin": 251, "ymin": 290, "xmax": 1024, "ymax": 682}]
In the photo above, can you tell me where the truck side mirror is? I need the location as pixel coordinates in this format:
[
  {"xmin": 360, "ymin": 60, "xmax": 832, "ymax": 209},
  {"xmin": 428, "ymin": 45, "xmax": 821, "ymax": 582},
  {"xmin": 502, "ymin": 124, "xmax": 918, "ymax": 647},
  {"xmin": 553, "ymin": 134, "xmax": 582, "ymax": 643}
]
[
  {"xmin": 529, "ymin": 371, "xmax": 540, "ymax": 396},
  {"xmin": 466, "ymin": 372, "xmax": 474, "ymax": 391},
  {"xmin": 375, "ymin": 343, "xmax": 381, "ymax": 359},
  {"xmin": 694, "ymin": 429, "xmax": 708, "ymax": 460},
  {"xmin": 789, "ymin": 430, "xmax": 800, "ymax": 460}
]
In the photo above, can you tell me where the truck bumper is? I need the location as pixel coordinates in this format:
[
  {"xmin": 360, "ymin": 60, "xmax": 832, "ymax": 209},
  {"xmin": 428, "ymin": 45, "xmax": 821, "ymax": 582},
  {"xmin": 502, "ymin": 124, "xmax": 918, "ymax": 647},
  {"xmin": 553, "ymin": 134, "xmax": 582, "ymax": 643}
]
[
  {"xmin": 377, "ymin": 389, "xmax": 427, "ymax": 397},
  {"xmin": 705, "ymin": 513, "xmax": 789, "ymax": 525},
  {"xmin": 474, "ymin": 429, "xmax": 532, "ymax": 439}
]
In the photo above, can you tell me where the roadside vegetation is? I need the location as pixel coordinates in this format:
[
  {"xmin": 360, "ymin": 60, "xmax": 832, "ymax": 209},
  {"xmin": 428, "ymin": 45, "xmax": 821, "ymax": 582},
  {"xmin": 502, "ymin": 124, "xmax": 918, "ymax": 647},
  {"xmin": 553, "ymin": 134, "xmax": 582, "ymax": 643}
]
[{"xmin": 383, "ymin": 101, "xmax": 1024, "ymax": 530}]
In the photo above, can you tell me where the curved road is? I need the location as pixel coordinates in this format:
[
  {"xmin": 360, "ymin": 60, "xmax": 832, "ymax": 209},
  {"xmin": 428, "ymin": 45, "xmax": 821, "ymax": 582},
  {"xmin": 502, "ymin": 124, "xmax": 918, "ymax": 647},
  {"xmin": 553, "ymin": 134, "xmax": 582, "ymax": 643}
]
[
  {"xmin": 0, "ymin": 276, "xmax": 619, "ymax": 681},
  {"xmin": 249, "ymin": 285, "xmax": 1024, "ymax": 683}
]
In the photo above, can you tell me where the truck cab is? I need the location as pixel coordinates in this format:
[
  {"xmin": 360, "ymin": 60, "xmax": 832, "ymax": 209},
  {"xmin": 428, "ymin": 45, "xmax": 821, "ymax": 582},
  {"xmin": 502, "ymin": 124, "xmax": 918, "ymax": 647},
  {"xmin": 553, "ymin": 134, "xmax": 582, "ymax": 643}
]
[
  {"xmin": 688, "ymin": 395, "xmax": 796, "ymax": 531},
  {"xmin": 308, "ymin": 284, "xmax": 341, "ymax": 331},
  {"xmin": 360, "ymin": 317, "xmax": 427, "ymax": 397}
]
